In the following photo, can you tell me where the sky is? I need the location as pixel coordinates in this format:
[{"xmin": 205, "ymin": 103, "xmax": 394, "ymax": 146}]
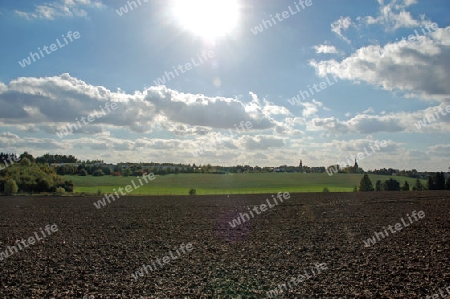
[{"xmin": 0, "ymin": 0, "xmax": 449, "ymax": 171}]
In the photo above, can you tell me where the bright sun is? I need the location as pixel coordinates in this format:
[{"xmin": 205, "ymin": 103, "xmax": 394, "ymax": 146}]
[{"xmin": 172, "ymin": 0, "xmax": 240, "ymax": 40}]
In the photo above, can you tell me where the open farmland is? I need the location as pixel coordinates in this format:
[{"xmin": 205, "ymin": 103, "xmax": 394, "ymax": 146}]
[
  {"xmin": 0, "ymin": 191, "xmax": 449, "ymax": 298},
  {"xmin": 66, "ymin": 173, "xmax": 426, "ymax": 195}
]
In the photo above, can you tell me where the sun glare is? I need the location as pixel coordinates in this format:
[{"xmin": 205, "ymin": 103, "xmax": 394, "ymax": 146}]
[{"xmin": 172, "ymin": 0, "xmax": 240, "ymax": 40}]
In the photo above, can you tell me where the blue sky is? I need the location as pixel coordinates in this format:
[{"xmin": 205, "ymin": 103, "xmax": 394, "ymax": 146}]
[{"xmin": 0, "ymin": 0, "xmax": 449, "ymax": 171}]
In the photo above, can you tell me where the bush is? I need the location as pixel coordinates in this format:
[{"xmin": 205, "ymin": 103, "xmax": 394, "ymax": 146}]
[
  {"xmin": 383, "ymin": 178, "xmax": 400, "ymax": 191},
  {"xmin": 375, "ymin": 180, "xmax": 382, "ymax": 191},
  {"xmin": 93, "ymin": 169, "xmax": 104, "ymax": 177},
  {"xmin": 401, "ymin": 181, "xmax": 410, "ymax": 191},
  {"xmin": 79, "ymin": 169, "xmax": 88, "ymax": 176},
  {"xmin": 4, "ymin": 179, "xmax": 18, "ymax": 195},
  {"xmin": 64, "ymin": 180, "xmax": 74, "ymax": 192},
  {"xmin": 359, "ymin": 174, "xmax": 374, "ymax": 192},
  {"xmin": 101, "ymin": 167, "xmax": 111, "ymax": 175},
  {"xmin": 322, "ymin": 187, "xmax": 330, "ymax": 192},
  {"xmin": 20, "ymin": 157, "xmax": 31, "ymax": 166},
  {"xmin": 412, "ymin": 179, "xmax": 425, "ymax": 191},
  {"xmin": 189, "ymin": 188, "xmax": 196, "ymax": 195},
  {"xmin": 55, "ymin": 187, "xmax": 65, "ymax": 194},
  {"xmin": 36, "ymin": 178, "xmax": 52, "ymax": 192},
  {"xmin": 133, "ymin": 170, "xmax": 144, "ymax": 176}
]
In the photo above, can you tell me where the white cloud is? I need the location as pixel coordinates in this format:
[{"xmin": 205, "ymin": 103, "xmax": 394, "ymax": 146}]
[
  {"xmin": 310, "ymin": 27, "xmax": 450, "ymax": 102},
  {"xmin": 331, "ymin": 17, "xmax": 353, "ymax": 43},
  {"xmin": 0, "ymin": 74, "xmax": 282, "ymax": 137},
  {"xmin": 314, "ymin": 45, "xmax": 339, "ymax": 54},
  {"xmin": 15, "ymin": 0, "xmax": 102, "ymax": 20}
]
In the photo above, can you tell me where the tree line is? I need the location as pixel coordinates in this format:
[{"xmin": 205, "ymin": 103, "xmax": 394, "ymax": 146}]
[{"xmin": 358, "ymin": 172, "xmax": 450, "ymax": 192}]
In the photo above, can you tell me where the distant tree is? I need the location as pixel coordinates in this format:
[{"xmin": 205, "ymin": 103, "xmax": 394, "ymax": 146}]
[
  {"xmin": 19, "ymin": 152, "xmax": 35, "ymax": 163},
  {"xmin": 133, "ymin": 170, "xmax": 143, "ymax": 176},
  {"xmin": 189, "ymin": 188, "xmax": 196, "ymax": 195},
  {"xmin": 446, "ymin": 177, "xmax": 450, "ymax": 190},
  {"xmin": 322, "ymin": 187, "xmax": 330, "ymax": 192},
  {"xmin": 123, "ymin": 168, "xmax": 131, "ymax": 177},
  {"xmin": 4, "ymin": 179, "xmax": 18, "ymax": 195},
  {"xmin": 383, "ymin": 178, "xmax": 400, "ymax": 191},
  {"xmin": 20, "ymin": 157, "xmax": 31, "ymax": 167},
  {"xmin": 427, "ymin": 176, "xmax": 435, "ymax": 190},
  {"xmin": 55, "ymin": 187, "xmax": 65, "ymax": 194},
  {"xmin": 79, "ymin": 169, "xmax": 88, "ymax": 176},
  {"xmin": 359, "ymin": 174, "xmax": 374, "ymax": 192},
  {"xmin": 412, "ymin": 179, "xmax": 425, "ymax": 191},
  {"xmin": 63, "ymin": 180, "xmax": 74, "ymax": 192},
  {"xmin": 101, "ymin": 167, "xmax": 111, "ymax": 175},
  {"xmin": 375, "ymin": 180, "xmax": 382, "ymax": 191},
  {"xmin": 401, "ymin": 181, "xmax": 410, "ymax": 191},
  {"xmin": 36, "ymin": 178, "xmax": 51, "ymax": 192},
  {"xmin": 92, "ymin": 169, "xmax": 104, "ymax": 177},
  {"xmin": 435, "ymin": 172, "xmax": 446, "ymax": 190}
]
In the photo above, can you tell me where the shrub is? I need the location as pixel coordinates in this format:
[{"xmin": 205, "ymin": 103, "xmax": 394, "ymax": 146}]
[
  {"xmin": 79, "ymin": 169, "xmax": 88, "ymax": 176},
  {"xmin": 412, "ymin": 179, "xmax": 425, "ymax": 191},
  {"xmin": 92, "ymin": 169, "xmax": 104, "ymax": 177},
  {"xmin": 101, "ymin": 167, "xmax": 111, "ymax": 175},
  {"xmin": 189, "ymin": 188, "xmax": 196, "ymax": 195},
  {"xmin": 359, "ymin": 174, "xmax": 374, "ymax": 192},
  {"xmin": 64, "ymin": 180, "xmax": 74, "ymax": 192},
  {"xmin": 383, "ymin": 178, "xmax": 400, "ymax": 191},
  {"xmin": 375, "ymin": 180, "xmax": 382, "ymax": 191},
  {"xmin": 20, "ymin": 157, "xmax": 31, "ymax": 166},
  {"xmin": 401, "ymin": 181, "xmax": 410, "ymax": 191},
  {"xmin": 36, "ymin": 178, "xmax": 52, "ymax": 192},
  {"xmin": 55, "ymin": 187, "xmax": 65, "ymax": 194},
  {"xmin": 133, "ymin": 170, "xmax": 144, "ymax": 176},
  {"xmin": 322, "ymin": 187, "xmax": 330, "ymax": 192},
  {"xmin": 4, "ymin": 179, "xmax": 18, "ymax": 195}
]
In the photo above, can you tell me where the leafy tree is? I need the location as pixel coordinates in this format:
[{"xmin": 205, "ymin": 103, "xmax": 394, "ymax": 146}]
[
  {"xmin": 412, "ymin": 179, "xmax": 425, "ymax": 191},
  {"xmin": 20, "ymin": 157, "xmax": 31, "ymax": 166},
  {"xmin": 375, "ymin": 180, "xmax": 382, "ymax": 191},
  {"xmin": 133, "ymin": 170, "xmax": 143, "ymax": 176},
  {"xmin": 67, "ymin": 181, "xmax": 75, "ymax": 192},
  {"xmin": 123, "ymin": 168, "xmax": 131, "ymax": 177},
  {"xmin": 427, "ymin": 176, "xmax": 435, "ymax": 190},
  {"xmin": 401, "ymin": 181, "xmax": 410, "ymax": 191},
  {"xmin": 55, "ymin": 187, "xmax": 65, "ymax": 194},
  {"xmin": 4, "ymin": 179, "xmax": 18, "ymax": 195},
  {"xmin": 79, "ymin": 169, "xmax": 88, "ymax": 176},
  {"xmin": 359, "ymin": 174, "xmax": 374, "ymax": 192},
  {"xmin": 383, "ymin": 178, "xmax": 400, "ymax": 191},
  {"xmin": 322, "ymin": 187, "xmax": 330, "ymax": 192},
  {"xmin": 101, "ymin": 166, "xmax": 111, "ymax": 175},
  {"xmin": 189, "ymin": 188, "xmax": 196, "ymax": 195},
  {"xmin": 435, "ymin": 172, "xmax": 446, "ymax": 190},
  {"xmin": 19, "ymin": 152, "xmax": 35, "ymax": 163},
  {"xmin": 93, "ymin": 169, "xmax": 104, "ymax": 177},
  {"xmin": 36, "ymin": 178, "xmax": 51, "ymax": 192}
]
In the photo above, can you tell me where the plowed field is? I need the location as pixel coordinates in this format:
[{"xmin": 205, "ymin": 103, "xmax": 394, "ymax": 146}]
[{"xmin": 0, "ymin": 191, "xmax": 449, "ymax": 298}]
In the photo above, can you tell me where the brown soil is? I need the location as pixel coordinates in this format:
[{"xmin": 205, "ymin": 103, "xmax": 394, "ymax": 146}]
[{"xmin": 0, "ymin": 191, "xmax": 449, "ymax": 298}]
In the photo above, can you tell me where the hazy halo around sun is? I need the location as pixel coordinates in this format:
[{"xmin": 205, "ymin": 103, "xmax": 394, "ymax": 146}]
[{"xmin": 171, "ymin": 0, "xmax": 240, "ymax": 40}]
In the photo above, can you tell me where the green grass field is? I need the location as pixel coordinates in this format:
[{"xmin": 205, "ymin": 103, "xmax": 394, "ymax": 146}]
[{"xmin": 63, "ymin": 173, "xmax": 425, "ymax": 195}]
